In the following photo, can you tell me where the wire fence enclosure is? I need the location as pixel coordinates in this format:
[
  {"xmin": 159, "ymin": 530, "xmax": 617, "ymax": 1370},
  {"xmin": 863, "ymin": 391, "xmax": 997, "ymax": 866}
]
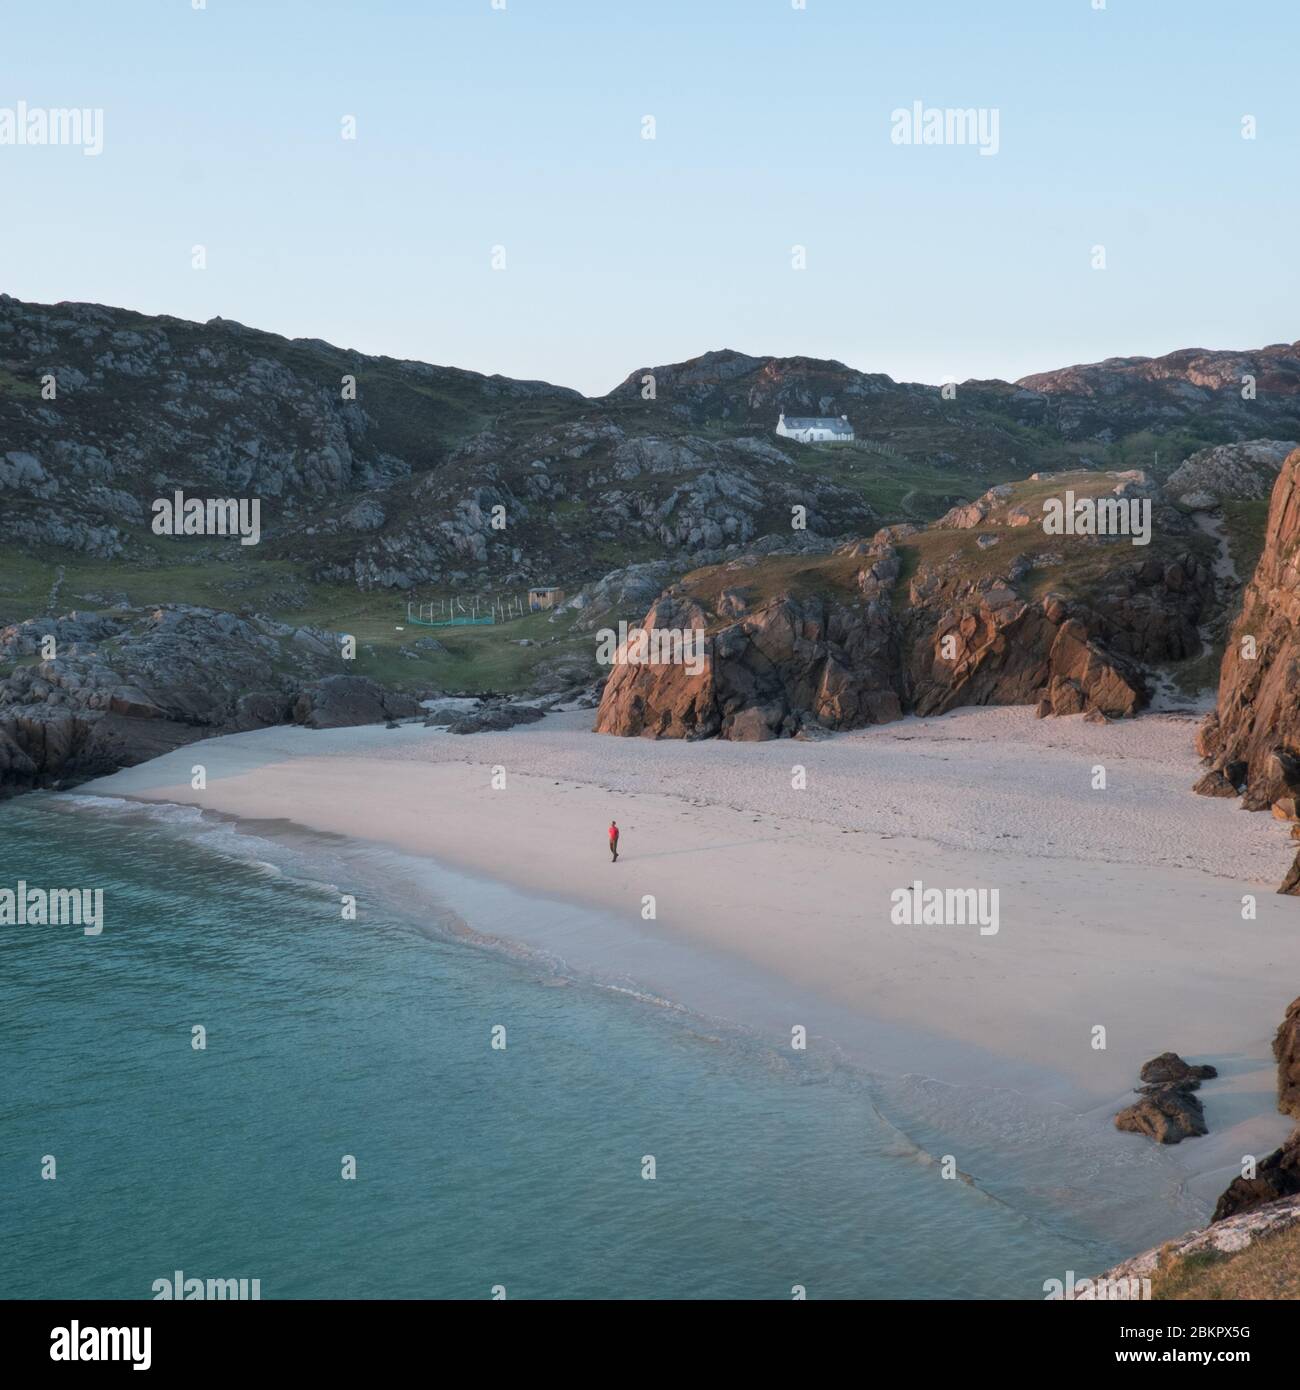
[{"xmin": 405, "ymin": 594, "xmax": 526, "ymax": 627}]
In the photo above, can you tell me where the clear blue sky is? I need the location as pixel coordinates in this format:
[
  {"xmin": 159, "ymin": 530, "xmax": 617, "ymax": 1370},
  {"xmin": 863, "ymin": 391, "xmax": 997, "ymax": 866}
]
[{"xmin": 3, "ymin": 0, "xmax": 1296, "ymax": 396}]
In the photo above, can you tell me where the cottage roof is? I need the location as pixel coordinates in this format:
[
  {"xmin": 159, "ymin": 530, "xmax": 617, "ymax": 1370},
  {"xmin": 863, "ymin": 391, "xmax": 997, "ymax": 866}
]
[{"xmin": 781, "ymin": 416, "xmax": 851, "ymax": 430}]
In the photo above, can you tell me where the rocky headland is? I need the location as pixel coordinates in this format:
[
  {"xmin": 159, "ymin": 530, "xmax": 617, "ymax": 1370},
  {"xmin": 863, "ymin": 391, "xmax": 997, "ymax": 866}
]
[
  {"xmin": 1193, "ymin": 448, "xmax": 1300, "ymax": 890},
  {"xmin": 0, "ymin": 605, "xmax": 418, "ymax": 794},
  {"xmin": 595, "ymin": 470, "xmax": 1216, "ymax": 739}
]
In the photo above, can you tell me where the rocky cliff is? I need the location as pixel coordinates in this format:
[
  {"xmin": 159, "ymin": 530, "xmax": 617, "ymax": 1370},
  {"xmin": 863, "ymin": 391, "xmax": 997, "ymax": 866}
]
[
  {"xmin": 0, "ymin": 605, "xmax": 418, "ymax": 794},
  {"xmin": 1210, "ymin": 996, "xmax": 1300, "ymax": 1223},
  {"xmin": 1210, "ymin": 995, "xmax": 1300, "ymax": 1223},
  {"xmin": 1276, "ymin": 995, "xmax": 1300, "ymax": 1120},
  {"xmin": 595, "ymin": 471, "xmax": 1216, "ymax": 739},
  {"xmin": 1194, "ymin": 449, "xmax": 1300, "ymax": 888}
]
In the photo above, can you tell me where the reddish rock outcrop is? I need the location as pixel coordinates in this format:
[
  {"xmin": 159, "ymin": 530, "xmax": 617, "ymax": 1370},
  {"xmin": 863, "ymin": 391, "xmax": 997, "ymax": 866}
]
[
  {"xmin": 1213, "ymin": 1134, "xmax": 1300, "ymax": 1222},
  {"xmin": 1210, "ymin": 996, "xmax": 1300, "ymax": 1221},
  {"xmin": 592, "ymin": 575, "xmax": 902, "ymax": 740},
  {"xmin": 1194, "ymin": 449, "xmax": 1300, "ymax": 890},
  {"xmin": 594, "ymin": 566, "xmax": 1160, "ymax": 741},
  {"xmin": 595, "ymin": 480, "xmax": 1212, "ymax": 740},
  {"xmin": 1275, "ymin": 996, "xmax": 1300, "ymax": 1121},
  {"xmin": 1212, "ymin": 1000, "xmax": 1300, "ymax": 1217}
]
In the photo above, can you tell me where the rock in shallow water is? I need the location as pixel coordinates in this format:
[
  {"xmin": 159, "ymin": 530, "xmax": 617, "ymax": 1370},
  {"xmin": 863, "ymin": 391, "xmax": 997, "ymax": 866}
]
[
  {"xmin": 1114, "ymin": 1052, "xmax": 1216, "ymax": 1144},
  {"xmin": 1139, "ymin": 1051, "xmax": 1218, "ymax": 1086},
  {"xmin": 1114, "ymin": 1084, "xmax": 1208, "ymax": 1144}
]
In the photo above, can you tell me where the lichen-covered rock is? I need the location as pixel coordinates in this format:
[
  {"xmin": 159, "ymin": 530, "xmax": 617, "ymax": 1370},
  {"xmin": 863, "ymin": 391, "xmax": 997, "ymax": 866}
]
[
  {"xmin": 0, "ymin": 605, "xmax": 417, "ymax": 793},
  {"xmin": 1099, "ymin": 1193, "xmax": 1300, "ymax": 1293},
  {"xmin": 1164, "ymin": 439, "xmax": 1297, "ymax": 508}
]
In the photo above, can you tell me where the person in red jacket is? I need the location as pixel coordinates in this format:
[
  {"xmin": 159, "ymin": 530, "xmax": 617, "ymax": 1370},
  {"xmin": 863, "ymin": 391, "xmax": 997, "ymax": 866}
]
[{"xmin": 608, "ymin": 820, "xmax": 620, "ymax": 863}]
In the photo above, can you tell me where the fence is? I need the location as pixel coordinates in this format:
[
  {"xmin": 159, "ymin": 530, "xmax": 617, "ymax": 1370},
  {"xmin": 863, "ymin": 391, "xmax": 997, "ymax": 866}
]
[{"xmin": 405, "ymin": 595, "xmax": 528, "ymax": 628}]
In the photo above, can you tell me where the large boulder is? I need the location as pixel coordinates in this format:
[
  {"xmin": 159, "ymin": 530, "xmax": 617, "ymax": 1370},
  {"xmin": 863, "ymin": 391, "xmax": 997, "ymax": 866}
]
[
  {"xmin": 1164, "ymin": 439, "xmax": 1297, "ymax": 508},
  {"xmin": 292, "ymin": 675, "xmax": 419, "ymax": 729},
  {"xmin": 1114, "ymin": 1052, "xmax": 1216, "ymax": 1145},
  {"xmin": 592, "ymin": 593, "xmax": 722, "ymax": 738},
  {"xmin": 593, "ymin": 546, "xmax": 904, "ymax": 741},
  {"xmin": 1114, "ymin": 1084, "xmax": 1208, "ymax": 1145},
  {"xmin": 445, "ymin": 702, "xmax": 546, "ymax": 735},
  {"xmin": 1139, "ymin": 1051, "xmax": 1218, "ymax": 1086}
]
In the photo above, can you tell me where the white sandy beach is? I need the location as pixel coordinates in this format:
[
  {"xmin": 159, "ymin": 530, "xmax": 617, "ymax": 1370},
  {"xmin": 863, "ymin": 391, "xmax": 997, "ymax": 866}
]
[{"xmin": 84, "ymin": 705, "xmax": 1300, "ymax": 1233}]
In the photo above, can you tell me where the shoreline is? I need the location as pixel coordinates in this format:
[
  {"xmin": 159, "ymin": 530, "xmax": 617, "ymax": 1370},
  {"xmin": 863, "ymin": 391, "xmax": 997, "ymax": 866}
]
[
  {"xmin": 51, "ymin": 783, "xmax": 1210, "ymax": 1261},
  {"xmin": 78, "ymin": 705, "xmax": 1300, "ymax": 1247}
]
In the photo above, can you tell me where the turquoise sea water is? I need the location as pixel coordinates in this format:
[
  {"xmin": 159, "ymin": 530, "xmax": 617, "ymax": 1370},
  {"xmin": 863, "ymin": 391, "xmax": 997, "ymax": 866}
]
[{"xmin": 0, "ymin": 794, "xmax": 1123, "ymax": 1300}]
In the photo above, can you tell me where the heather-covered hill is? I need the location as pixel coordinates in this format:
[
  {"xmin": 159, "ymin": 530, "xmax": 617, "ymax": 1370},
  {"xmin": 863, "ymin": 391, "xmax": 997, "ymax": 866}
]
[
  {"xmin": 2, "ymin": 295, "xmax": 1296, "ymax": 706},
  {"xmin": 1018, "ymin": 341, "xmax": 1300, "ymax": 442},
  {"xmin": 7, "ymin": 297, "xmax": 1297, "ymax": 619}
]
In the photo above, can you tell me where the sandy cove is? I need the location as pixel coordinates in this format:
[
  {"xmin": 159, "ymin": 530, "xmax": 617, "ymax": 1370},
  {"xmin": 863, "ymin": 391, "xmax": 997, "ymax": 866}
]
[{"xmin": 85, "ymin": 704, "xmax": 1299, "ymax": 1216}]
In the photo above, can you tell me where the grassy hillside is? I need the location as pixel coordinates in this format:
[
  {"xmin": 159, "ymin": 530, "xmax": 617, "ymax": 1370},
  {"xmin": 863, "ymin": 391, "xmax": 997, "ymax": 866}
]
[
  {"xmin": 2, "ymin": 297, "xmax": 1288, "ymax": 707},
  {"xmin": 1148, "ymin": 1223, "xmax": 1300, "ymax": 1299}
]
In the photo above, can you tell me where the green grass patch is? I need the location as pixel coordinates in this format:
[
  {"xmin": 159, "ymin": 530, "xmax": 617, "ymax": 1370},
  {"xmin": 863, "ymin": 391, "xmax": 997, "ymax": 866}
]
[
  {"xmin": 0, "ymin": 367, "xmax": 42, "ymax": 399},
  {"xmin": 1220, "ymin": 499, "xmax": 1270, "ymax": 582}
]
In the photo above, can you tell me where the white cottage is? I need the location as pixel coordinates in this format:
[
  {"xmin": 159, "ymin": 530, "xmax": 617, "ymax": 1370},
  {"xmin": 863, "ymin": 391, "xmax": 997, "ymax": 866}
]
[{"xmin": 775, "ymin": 412, "xmax": 854, "ymax": 443}]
